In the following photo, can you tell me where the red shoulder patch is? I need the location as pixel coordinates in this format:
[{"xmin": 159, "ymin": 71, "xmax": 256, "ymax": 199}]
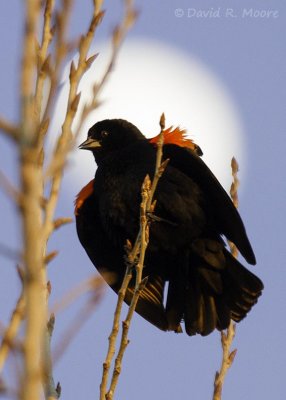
[
  {"xmin": 149, "ymin": 126, "xmax": 197, "ymax": 151},
  {"xmin": 74, "ymin": 179, "xmax": 95, "ymax": 216}
]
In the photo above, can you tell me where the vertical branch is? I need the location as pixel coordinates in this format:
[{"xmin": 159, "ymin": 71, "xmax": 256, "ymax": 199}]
[
  {"xmin": 43, "ymin": 6, "xmax": 105, "ymax": 242},
  {"xmin": 213, "ymin": 157, "xmax": 240, "ymax": 400},
  {"xmin": 101, "ymin": 114, "xmax": 167, "ymax": 400},
  {"xmin": 20, "ymin": 119, "xmax": 47, "ymax": 400},
  {"xmin": 40, "ymin": 0, "xmax": 73, "ymax": 123},
  {"xmin": 19, "ymin": 2, "xmax": 48, "ymax": 399},
  {"xmin": 34, "ymin": 0, "xmax": 55, "ymax": 123},
  {"xmin": 20, "ymin": 0, "xmax": 41, "ymax": 143},
  {"xmin": 99, "ymin": 267, "xmax": 133, "ymax": 400},
  {"xmin": 228, "ymin": 158, "xmax": 239, "ymax": 258},
  {"xmin": 105, "ymin": 178, "xmax": 151, "ymax": 400},
  {"xmin": 42, "ymin": 314, "xmax": 60, "ymax": 400},
  {"xmin": 213, "ymin": 323, "xmax": 236, "ymax": 400},
  {"xmin": 18, "ymin": 1, "xmax": 104, "ymax": 398},
  {"xmin": 0, "ymin": 0, "xmax": 136, "ymax": 396},
  {"xmin": 75, "ymin": 0, "xmax": 138, "ymax": 139}
]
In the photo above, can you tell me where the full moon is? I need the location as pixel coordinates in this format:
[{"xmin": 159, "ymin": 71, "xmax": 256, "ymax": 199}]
[{"xmin": 51, "ymin": 38, "xmax": 245, "ymax": 191}]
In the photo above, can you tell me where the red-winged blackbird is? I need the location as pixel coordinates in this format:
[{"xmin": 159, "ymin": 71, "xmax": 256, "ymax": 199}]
[{"xmin": 75, "ymin": 119, "xmax": 263, "ymax": 336}]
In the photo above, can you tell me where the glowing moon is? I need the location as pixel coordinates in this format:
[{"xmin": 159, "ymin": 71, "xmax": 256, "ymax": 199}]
[{"xmin": 51, "ymin": 38, "xmax": 245, "ymax": 190}]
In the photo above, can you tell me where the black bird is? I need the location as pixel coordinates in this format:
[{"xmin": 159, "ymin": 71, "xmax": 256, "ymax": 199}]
[{"xmin": 75, "ymin": 119, "xmax": 263, "ymax": 336}]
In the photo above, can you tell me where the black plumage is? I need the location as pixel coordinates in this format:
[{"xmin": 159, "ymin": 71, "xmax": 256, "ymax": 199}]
[{"xmin": 75, "ymin": 119, "xmax": 263, "ymax": 336}]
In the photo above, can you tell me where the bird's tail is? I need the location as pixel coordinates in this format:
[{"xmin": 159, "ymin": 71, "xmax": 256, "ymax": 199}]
[{"xmin": 166, "ymin": 248, "xmax": 263, "ymax": 336}]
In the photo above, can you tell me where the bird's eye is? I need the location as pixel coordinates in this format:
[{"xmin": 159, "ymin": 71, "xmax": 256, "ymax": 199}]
[{"xmin": 101, "ymin": 130, "xmax": 109, "ymax": 138}]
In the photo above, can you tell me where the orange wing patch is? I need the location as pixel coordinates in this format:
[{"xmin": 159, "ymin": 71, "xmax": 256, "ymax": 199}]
[
  {"xmin": 149, "ymin": 126, "xmax": 198, "ymax": 151},
  {"xmin": 74, "ymin": 179, "xmax": 95, "ymax": 216}
]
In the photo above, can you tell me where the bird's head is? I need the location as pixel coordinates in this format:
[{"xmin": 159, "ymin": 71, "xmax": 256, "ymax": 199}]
[{"xmin": 79, "ymin": 119, "xmax": 145, "ymax": 162}]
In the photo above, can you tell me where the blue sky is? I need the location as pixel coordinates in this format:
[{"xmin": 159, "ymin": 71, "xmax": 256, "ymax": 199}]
[{"xmin": 0, "ymin": 1, "xmax": 285, "ymax": 399}]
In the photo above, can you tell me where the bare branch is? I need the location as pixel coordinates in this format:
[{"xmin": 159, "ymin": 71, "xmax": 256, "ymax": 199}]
[
  {"xmin": 75, "ymin": 0, "xmax": 138, "ymax": 141},
  {"xmin": 0, "ymin": 170, "xmax": 20, "ymax": 203},
  {"xmin": 147, "ymin": 113, "xmax": 167, "ymax": 209},
  {"xmin": 42, "ymin": 314, "xmax": 59, "ymax": 400},
  {"xmin": 41, "ymin": 0, "xmax": 74, "ymax": 123},
  {"xmin": 20, "ymin": 0, "xmax": 41, "ymax": 144},
  {"xmin": 212, "ymin": 157, "xmax": 240, "ymax": 400},
  {"xmin": 105, "ymin": 179, "xmax": 151, "ymax": 400},
  {"xmin": 101, "ymin": 114, "xmax": 167, "ymax": 400},
  {"xmin": 99, "ymin": 268, "xmax": 133, "ymax": 400},
  {"xmin": 213, "ymin": 323, "xmax": 236, "ymax": 400},
  {"xmin": 34, "ymin": 0, "xmax": 55, "ymax": 124},
  {"xmin": 53, "ymin": 280, "xmax": 105, "ymax": 365},
  {"xmin": 51, "ymin": 276, "xmax": 104, "ymax": 315},
  {"xmin": 106, "ymin": 279, "xmax": 149, "ymax": 400},
  {"xmin": 18, "ymin": 2, "xmax": 49, "ymax": 399},
  {"xmin": 53, "ymin": 217, "xmax": 73, "ymax": 230},
  {"xmin": 0, "ymin": 290, "xmax": 25, "ymax": 373},
  {"xmin": 228, "ymin": 157, "xmax": 239, "ymax": 258},
  {"xmin": 44, "ymin": 250, "xmax": 59, "ymax": 265},
  {"xmin": 43, "ymin": 4, "xmax": 105, "ymax": 242},
  {"xmin": 1, "ymin": 0, "xmax": 136, "ymax": 396},
  {"xmin": 0, "ymin": 118, "xmax": 18, "ymax": 141}
]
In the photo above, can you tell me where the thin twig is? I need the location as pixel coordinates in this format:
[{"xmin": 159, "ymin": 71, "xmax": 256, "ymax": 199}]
[
  {"xmin": 123, "ymin": 114, "xmax": 166, "ymax": 265},
  {"xmin": 106, "ymin": 276, "xmax": 148, "ymax": 399},
  {"xmin": 105, "ymin": 180, "xmax": 150, "ymax": 400},
  {"xmin": 74, "ymin": 0, "xmax": 138, "ymax": 141},
  {"xmin": 147, "ymin": 113, "xmax": 166, "ymax": 208},
  {"xmin": 213, "ymin": 322, "xmax": 236, "ymax": 400},
  {"xmin": 43, "ymin": 4, "xmax": 104, "ymax": 241},
  {"xmin": 102, "ymin": 114, "xmax": 167, "ymax": 400},
  {"xmin": 228, "ymin": 157, "xmax": 239, "ymax": 258},
  {"xmin": 34, "ymin": 0, "xmax": 55, "ymax": 125},
  {"xmin": 34, "ymin": 0, "xmax": 55, "ymax": 171},
  {"xmin": 0, "ymin": 290, "xmax": 25, "ymax": 373},
  {"xmin": 20, "ymin": 0, "xmax": 40, "ymax": 144},
  {"xmin": 50, "ymin": 275, "xmax": 104, "ymax": 315},
  {"xmin": 0, "ymin": 170, "xmax": 20, "ymax": 203},
  {"xmin": 44, "ymin": 251, "xmax": 59, "ymax": 265},
  {"xmin": 0, "ymin": 118, "xmax": 18, "ymax": 141},
  {"xmin": 213, "ymin": 157, "xmax": 240, "ymax": 400},
  {"xmin": 41, "ymin": 0, "xmax": 74, "ymax": 123},
  {"xmin": 42, "ymin": 314, "xmax": 59, "ymax": 400},
  {"xmin": 53, "ymin": 283, "xmax": 104, "ymax": 365},
  {"xmin": 99, "ymin": 267, "xmax": 133, "ymax": 400},
  {"xmin": 53, "ymin": 217, "xmax": 73, "ymax": 230}
]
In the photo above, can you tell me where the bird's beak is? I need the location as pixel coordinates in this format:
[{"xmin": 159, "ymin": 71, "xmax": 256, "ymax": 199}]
[{"xmin": 78, "ymin": 137, "xmax": 101, "ymax": 150}]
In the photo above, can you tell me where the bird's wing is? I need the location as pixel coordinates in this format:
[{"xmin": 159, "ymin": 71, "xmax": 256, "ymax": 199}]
[
  {"xmin": 75, "ymin": 180, "xmax": 169, "ymax": 331},
  {"xmin": 161, "ymin": 144, "xmax": 256, "ymax": 265}
]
